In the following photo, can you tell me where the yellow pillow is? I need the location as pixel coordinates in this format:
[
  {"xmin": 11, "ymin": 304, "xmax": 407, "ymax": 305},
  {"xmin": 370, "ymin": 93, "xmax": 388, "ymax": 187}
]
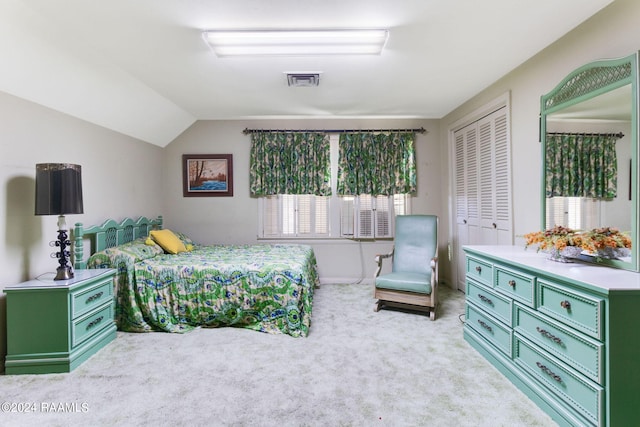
[{"xmin": 149, "ymin": 229, "xmax": 187, "ymax": 254}]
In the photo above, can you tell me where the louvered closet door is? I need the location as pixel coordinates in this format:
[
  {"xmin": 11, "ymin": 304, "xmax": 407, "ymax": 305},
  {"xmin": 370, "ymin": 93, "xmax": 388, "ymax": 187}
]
[
  {"xmin": 454, "ymin": 124, "xmax": 480, "ymax": 231},
  {"xmin": 454, "ymin": 123, "xmax": 481, "ymax": 290},
  {"xmin": 478, "ymin": 107, "xmax": 512, "ymax": 244},
  {"xmin": 453, "ymin": 105, "xmax": 512, "ymax": 291}
]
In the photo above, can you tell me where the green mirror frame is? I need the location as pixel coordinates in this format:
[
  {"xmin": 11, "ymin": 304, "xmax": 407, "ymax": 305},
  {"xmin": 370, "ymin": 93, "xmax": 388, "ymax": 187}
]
[{"xmin": 540, "ymin": 52, "xmax": 639, "ymax": 271}]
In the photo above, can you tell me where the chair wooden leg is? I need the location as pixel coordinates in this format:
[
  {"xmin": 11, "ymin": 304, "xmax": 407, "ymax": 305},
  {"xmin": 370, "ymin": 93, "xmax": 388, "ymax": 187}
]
[{"xmin": 374, "ymin": 300, "xmax": 382, "ymax": 312}]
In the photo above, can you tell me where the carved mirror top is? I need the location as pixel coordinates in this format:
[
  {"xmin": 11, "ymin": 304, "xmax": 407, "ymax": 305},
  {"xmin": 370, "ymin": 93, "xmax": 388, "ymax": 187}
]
[{"xmin": 543, "ymin": 56, "xmax": 634, "ymax": 113}]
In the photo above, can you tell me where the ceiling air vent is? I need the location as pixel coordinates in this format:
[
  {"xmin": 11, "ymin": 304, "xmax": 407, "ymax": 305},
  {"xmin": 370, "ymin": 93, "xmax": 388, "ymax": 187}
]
[{"xmin": 286, "ymin": 73, "xmax": 321, "ymax": 87}]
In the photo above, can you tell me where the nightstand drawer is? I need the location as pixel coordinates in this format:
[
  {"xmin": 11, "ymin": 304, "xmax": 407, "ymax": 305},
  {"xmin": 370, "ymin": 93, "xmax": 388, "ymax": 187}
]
[
  {"xmin": 466, "ymin": 279, "xmax": 512, "ymax": 326},
  {"xmin": 466, "ymin": 256, "xmax": 493, "ymax": 286},
  {"xmin": 514, "ymin": 337, "xmax": 603, "ymax": 426},
  {"xmin": 72, "ymin": 276, "xmax": 114, "ymax": 318},
  {"xmin": 72, "ymin": 303, "xmax": 114, "ymax": 348},
  {"xmin": 495, "ymin": 266, "xmax": 535, "ymax": 307},
  {"xmin": 537, "ymin": 280, "xmax": 604, "ymax": 340},
  {"xmin": 466, "ymin": 303, "xmax": 512, "ymax": 357},
  {"xmin": 514, "ymin": 303, "xmax": 603, "ymax": 384}
]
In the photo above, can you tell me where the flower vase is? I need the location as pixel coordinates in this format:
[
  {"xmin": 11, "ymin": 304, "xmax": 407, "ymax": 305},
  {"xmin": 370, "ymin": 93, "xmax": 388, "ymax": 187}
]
[
  {"xmin": 595, "ymin": 247, "xmax": 631, "ymax": 260},
  {"xmin": 546, "ymin": 246, "xmax": 582, "ymax": 263}
]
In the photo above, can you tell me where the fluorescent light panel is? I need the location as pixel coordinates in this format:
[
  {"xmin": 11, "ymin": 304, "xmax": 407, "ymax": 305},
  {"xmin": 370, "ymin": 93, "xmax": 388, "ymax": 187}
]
[{"xmin": 203, "ymin": 29, "xmax": 388, "ymax": 57}]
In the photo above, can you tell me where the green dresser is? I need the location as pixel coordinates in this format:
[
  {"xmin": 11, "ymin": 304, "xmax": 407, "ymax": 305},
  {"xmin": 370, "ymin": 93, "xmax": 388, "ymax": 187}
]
[
  {"xmin": 4, "ymin": 269, "xmax": 116, "ymax": 374},
  {"xmin": 463, "ymin": 245, "xmax": 640, "ymax": 427}
]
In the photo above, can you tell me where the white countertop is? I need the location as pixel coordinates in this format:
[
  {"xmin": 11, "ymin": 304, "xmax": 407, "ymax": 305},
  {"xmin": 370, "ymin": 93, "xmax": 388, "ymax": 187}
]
[
  {"xmin": 464, "ymin": 245, "xmax": 640, "ymax": 293},
  {"xmin": 4, "ymin": 268, "xmax": 114, "ymax": 290}
]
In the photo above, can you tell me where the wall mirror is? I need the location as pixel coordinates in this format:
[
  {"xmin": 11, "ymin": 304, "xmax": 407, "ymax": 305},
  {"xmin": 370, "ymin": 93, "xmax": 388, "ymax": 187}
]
[{"xmin": 540, "ymin": 52, "xmax": 638, "ymax": 271}]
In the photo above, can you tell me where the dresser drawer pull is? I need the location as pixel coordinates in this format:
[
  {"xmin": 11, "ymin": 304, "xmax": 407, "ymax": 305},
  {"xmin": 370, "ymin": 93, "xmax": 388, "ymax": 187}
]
[
  {"xmin": 478, "ymin": 294, "xmax": 493, "ymax": 305},
  {"xmin": 508, "ymin": 280, "xmax": 516, "ymax": 287},
  {"xmin": 536, "ymin": 361, "xmax": 562, "ymax": 383},
  {"xmin": 86, "ymin": 291, "xmax": 104, "ymax": 303},
  {"xmin": 477, "ymin": 319, "xmax": 493, "ymax": 332},
  {"xmin": 560, "ymin": 300, "xmax": 571, "ymax": 310},
  {"xmin": 475, "ymin": 266, "xmax": 482, "ymax": 274},
  {"xmin": 536, "ymin": 326, "xmax": 564, "ymax": 346},
  {"xmin": 86, "ymin": 316, "xmax": 104, "ymax": 330}
]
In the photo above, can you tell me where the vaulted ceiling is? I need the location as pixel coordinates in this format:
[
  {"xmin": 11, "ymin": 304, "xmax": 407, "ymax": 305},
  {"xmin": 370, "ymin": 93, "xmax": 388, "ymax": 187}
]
[{"xmin": 0, "ymin": 0, "xmax": 614, "ymax": 146}]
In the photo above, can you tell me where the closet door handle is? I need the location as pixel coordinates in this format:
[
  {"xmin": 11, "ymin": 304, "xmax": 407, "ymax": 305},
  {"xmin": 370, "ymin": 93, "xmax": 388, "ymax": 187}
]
[{"xmin": 492, "ymin": 223, "xmax": 497, "ymax": 229}]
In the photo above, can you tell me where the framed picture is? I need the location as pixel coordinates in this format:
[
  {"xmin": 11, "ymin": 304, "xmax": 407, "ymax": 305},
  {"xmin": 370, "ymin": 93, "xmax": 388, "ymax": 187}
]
[{"xmin": 182, "ymin": 154, "xmax": 233, "ymax": 197}]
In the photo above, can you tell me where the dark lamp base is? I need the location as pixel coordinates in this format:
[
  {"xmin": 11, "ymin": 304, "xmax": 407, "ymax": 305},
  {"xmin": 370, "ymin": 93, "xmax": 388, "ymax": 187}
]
[
  {"xmin": 53, "ymin": 220, "xmax": 74, "ymax": 281},
  {"xmin": 54, "ymin": 266, "xmax": 74, "ymax": 281}
]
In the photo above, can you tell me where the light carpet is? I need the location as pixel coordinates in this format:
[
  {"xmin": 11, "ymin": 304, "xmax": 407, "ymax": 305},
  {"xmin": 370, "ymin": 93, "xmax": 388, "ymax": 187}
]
[{"xmin": 1, "ymin": 283, "xmax": 557, "ymax": 426}]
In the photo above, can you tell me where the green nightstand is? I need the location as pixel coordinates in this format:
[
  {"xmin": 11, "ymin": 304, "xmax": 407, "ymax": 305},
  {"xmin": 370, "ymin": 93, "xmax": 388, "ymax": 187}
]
[{"xmin": 4, "ymin": 269, "xmax": 117, "ymax": 374}]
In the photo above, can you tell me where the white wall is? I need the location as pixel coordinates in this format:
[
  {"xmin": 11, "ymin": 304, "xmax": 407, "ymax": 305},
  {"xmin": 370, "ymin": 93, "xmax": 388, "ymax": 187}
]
[
  {"xmin": 0, "ymin": 91, "xmax": 164, "ymax": 371},
  {"xmin": 162, "ymin": 118, "xmax": 445, "ymax": 284},
  {"xmin": 439, "ymin": 0, "xmax": 640, "ymax": 282}
]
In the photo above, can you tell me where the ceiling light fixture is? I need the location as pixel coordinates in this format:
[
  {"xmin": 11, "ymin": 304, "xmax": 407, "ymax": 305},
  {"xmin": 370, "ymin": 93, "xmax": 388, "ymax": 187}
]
[{"xmin": 202, "ymin": 29, "xmax": 389, "ymax": 57}]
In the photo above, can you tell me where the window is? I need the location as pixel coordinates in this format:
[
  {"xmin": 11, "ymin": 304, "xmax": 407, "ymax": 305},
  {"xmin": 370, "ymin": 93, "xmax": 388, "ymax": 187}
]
[
  {"xmin": 340, "ymin": 194, "xmax": 410, "ymax": 239},
  {"xmin": 258, "ymin": 135, "xmax": 411, "ymax": 239},
  {"xmin": 261, "ymin": 195, "xmax": 329, "ymax": 238},
  {"xmin": 546, "ymin": 197, "xmax": 600, "ymax": 230}
]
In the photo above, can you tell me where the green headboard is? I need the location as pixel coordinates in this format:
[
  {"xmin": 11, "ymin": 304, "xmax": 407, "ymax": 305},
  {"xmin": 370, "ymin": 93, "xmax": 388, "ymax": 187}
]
[{"xmin": 73, "ymin": 215, "xmax": 163, "ymax": 269}]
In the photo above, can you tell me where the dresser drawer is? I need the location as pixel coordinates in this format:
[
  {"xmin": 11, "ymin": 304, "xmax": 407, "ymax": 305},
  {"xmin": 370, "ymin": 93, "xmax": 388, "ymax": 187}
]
[
  {"xmin": 466, "ymin": 256, "xmax": 493, "ymax": 286},
  {"xmin": 537, "ymin": 280, "xmax": 604, "ymax": 340},
  {"xmin": 466, "ymin": 303, "xmax": 512, "ymax": 357},
  {"xmin": 71, "ymin": 276, "xmax": 114, "ymax": 319},
  {"xmin": 514, "ymin": 337, "xmax": 603, "ymax": 426},
  {"xmin": 495, "ymin": 265, "xmax": 535, "ymax": 307},
  {"xmin": 72, "ymin": 303, "xmax": 114, "ymax": 348},
  {"xmin": 466, "ymin": 279, "xmax": 512, "ymax": 326},
  {"xmin": 514, "ymin": 303, "xmax": 603, "ymax": 384}
]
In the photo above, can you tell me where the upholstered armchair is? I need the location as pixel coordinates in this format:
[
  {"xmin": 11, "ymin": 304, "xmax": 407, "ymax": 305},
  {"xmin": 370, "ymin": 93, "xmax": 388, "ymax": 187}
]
[{"xmin": 374, "ymin": 215, "xmax": 439, "ymax": 320}]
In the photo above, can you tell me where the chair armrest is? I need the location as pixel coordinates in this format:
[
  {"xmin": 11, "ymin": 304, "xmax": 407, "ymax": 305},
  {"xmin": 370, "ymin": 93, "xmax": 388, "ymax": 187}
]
[
  {"xmin": 430, "ymin": 255, "xmax": 439, "ymax": 308},
  {"xmin": 431, "ymin": 256, "xmax": 439, "ymax": 283},
  {"xmin": 374, "ymin": 248, "xmax": 394, "ymax": 279}
]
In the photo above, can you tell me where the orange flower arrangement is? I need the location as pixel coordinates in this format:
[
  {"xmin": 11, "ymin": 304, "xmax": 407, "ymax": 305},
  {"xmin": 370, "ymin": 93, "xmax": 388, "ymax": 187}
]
[
  {"xmin": 579, "ymin": 227, "xmax": 632, "ymax": 253},
  {"xmin": 524, "ymin": 225, "xmax": 631, "ymax": 259},
  {"xmin": 524, "ymin": 225, "xmax": 583, "ymax": 252}
]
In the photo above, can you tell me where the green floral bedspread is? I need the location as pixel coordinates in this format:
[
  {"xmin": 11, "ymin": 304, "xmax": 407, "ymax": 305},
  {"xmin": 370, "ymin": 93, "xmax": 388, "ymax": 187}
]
[{"xmin": 88, "ymin": 242, "xmax": 319, "ymax": 337}]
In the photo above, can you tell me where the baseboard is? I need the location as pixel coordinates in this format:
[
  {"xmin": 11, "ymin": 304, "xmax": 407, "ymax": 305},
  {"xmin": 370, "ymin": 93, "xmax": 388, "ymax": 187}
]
[{"xmin": 319, "ymin": 277, "xmax": 373, "ymax": 285}]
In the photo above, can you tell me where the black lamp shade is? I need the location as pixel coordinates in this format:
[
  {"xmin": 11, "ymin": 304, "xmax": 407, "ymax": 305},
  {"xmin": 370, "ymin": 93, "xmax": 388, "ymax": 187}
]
[{"xmin": 35, "ymin": 163, "xmax": 84, "ymax": 215}]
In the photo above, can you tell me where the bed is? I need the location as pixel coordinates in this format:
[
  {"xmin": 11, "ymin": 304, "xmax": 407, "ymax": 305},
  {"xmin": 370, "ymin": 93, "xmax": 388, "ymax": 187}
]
[{"xmin": 73, "ymin": 216, "xmax": 319, "ymax": 337}]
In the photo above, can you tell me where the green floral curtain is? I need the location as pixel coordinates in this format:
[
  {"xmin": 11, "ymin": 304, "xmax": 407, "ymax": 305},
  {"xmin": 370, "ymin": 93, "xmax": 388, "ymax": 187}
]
[
  {"xmin": 250, "ymin": 132, "xmax": 331, "ymax": 196},
  {"xmin": 545, "ymin": 133, "xmax": 618, "ymax": 198},
  {"xmin": 337, "ymin": 132, "xmax": 416, "ymax": 196}
]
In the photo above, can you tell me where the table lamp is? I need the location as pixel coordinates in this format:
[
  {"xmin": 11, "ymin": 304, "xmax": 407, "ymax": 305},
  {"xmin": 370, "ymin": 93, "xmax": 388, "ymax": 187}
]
[{"xmin": 35, "ymin": 163, "xmax": 84, "ymax": 280}]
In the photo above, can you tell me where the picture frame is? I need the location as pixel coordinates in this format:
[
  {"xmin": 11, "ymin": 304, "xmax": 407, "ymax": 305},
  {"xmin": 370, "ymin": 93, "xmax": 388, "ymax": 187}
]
[{"xmin": 182, "ymin": 154, "xmax": 233, "ymax": 197}]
